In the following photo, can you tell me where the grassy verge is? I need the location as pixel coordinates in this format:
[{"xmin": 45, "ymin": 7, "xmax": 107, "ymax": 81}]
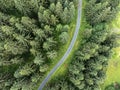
[
  {"xmin": 101, "ymin": 12, "xmax": 120, "ymax": 90},
  {"xmin": 101, "ymin": 47, "xmax": 120, "ymax": 90}
]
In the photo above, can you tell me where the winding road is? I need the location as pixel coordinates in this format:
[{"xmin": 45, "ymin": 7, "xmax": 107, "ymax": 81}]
[{"xmin": 38, "ymin": 0, "xmax": 82, "ymax": 89}]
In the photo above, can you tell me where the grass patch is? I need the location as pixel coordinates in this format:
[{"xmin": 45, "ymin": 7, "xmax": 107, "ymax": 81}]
[
  {"xmin": 101, "ymin": 11, "xmax": 120, "ymax": 90},
  {"xmin": 101, "ymin": 48, "xmax": 120, "ymax": 90},
  {"xmin": 111, "ymin": 12, "xmax": 120, "ymax": 29}
]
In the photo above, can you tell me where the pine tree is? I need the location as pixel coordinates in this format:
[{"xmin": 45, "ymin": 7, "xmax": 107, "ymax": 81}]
[
  {"xmin": 55, "ymin": 2, "xmax": 63, "ymax": 17},
  {"xmin": 59, "ymin": 32, "xmax": 69, "ymax": 44},
  {"xmin": 61, "ymin": 7, "xmax": 70, "ymax": 24}
]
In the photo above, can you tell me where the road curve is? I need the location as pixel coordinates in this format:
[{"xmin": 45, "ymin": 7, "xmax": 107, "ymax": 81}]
[{"xmin": 38, "ymin": 0, "xmax": 82, "ymax": 89}]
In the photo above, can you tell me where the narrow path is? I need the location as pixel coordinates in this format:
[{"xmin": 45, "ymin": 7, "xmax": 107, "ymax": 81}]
[{"xmin": 38, "ymin": 0, "xmax": 82, "ymax": 89}]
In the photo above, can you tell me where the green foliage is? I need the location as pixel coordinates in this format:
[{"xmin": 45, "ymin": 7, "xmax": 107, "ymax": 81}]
[
  {"xmin": 47, "ymin": 50, "xmax": 57, "ymax": 60},
  {"xmin": 43, "ymin": 0, "xmax": 120, "ymax": 90},
  {"xmin": 0, "ymin": 0, "xmax": 76, "ymax": 89},
  {"xmin": 67, "ymin": 22, "xmax": 120, "ymax": 90},
  {"xmin": 33, "ymin": 53, "xmax": 45, "ymax": 65},
  {"xmin": 85, "ymin": 0, "xmax": 120, "ymax": 25},
  {"xmin": 1, "ymin": 0, "xmax": 119, "ymax": 90},
  {"xmin": 59, "ymin": 32, "xmax": 69, "ymax": 44},
  {"xmin": 105, "ymin": 82, "xmax": 120, "ymax": 90}
]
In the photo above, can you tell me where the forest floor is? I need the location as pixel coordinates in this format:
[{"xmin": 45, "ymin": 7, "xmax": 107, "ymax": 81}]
[{"xmin": 101, "ymin": 12, "xmax": 120, "ymax": 90}]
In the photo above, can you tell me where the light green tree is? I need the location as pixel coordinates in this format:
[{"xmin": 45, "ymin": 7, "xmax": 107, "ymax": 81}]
[{"xmin": 59, "ymin": 32, "xmax": 69, "ymax": 44}]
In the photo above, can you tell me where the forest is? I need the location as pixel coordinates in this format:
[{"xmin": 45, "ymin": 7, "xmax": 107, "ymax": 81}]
[
  {"xmin": 0, "ymin": 0, "xmax": 76, "ymax": 90},
  {"xmin": 43, "ymin": 0, "xmax": 120, "ymax": 90},
  {"xmin": 0, "ymin": 0, "xmax": 120, "ymax": 90}
]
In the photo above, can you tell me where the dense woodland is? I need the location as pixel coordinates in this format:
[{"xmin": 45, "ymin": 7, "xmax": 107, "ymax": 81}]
[
  {"xmin": 0, "ymin": 0, "xmax": 76, "ymax": 90},
  {"xmin": 43, "ymin": 0, "xmax": 120, "ymax": 90},
  {"xmin": 0, "ymin": 0, "xmax": 120, "ymax": 90}
]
